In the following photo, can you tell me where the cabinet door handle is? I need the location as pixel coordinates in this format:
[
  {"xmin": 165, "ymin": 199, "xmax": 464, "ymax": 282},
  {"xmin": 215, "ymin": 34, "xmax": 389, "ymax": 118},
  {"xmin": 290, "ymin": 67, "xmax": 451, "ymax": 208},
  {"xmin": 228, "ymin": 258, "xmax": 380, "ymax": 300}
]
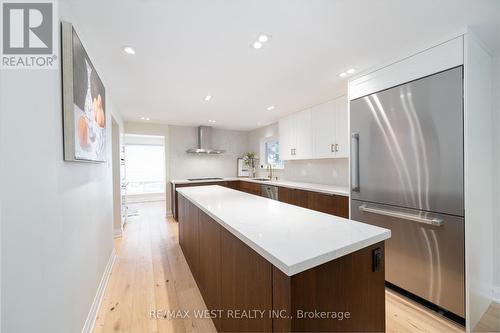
[
  {"xmin": 331, "ymin": 144, "xmax": 335, "ymax": 152},
  {"xmin": 335, "ymin": 144, "xmax": 339, "ymax": 152}
]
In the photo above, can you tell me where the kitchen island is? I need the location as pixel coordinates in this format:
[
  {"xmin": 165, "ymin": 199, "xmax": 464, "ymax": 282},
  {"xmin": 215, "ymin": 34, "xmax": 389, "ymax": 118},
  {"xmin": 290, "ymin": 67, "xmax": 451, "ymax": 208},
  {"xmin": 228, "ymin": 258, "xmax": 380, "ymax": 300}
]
[{"xmin": 177, "ymin": 185, "xmax": 390, "ymax": 332}]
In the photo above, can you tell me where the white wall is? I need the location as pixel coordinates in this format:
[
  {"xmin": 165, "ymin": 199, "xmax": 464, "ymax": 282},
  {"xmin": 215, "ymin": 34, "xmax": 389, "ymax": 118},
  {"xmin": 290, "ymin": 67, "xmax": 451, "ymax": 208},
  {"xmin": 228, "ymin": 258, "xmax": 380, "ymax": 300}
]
[
  {"xmin": 168, "ymin": 125, "xmax": 248, "ymax": 181},
  {"xmin": 247, "ymin": 123, "xmax": 349, "ymax": 186},
  {"xmin": 124, "ymin": 123, "xmax": 249, "ymax": 213},
  {"xmin": 0, "ymin": 2, "xmax": 119, "ymax": 332},
  {"xmin": 493, "ymin": 52, "xmax": 500, "ymax": 297},
  {"xmin": 247, "ymin": 122, "xmax": 284, "ymax": 179}
]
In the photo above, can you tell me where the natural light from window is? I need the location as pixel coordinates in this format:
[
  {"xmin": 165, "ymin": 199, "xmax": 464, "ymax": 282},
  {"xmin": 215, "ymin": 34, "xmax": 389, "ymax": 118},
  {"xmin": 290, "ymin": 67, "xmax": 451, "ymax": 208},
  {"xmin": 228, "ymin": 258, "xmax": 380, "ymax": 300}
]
[
  {"xmin": 125, "ymin": 144, "xmax": 165, "ymax": 195},
  {"xmin": 262, "ymin": 137, "xmax": 283, "ymax": 169}
]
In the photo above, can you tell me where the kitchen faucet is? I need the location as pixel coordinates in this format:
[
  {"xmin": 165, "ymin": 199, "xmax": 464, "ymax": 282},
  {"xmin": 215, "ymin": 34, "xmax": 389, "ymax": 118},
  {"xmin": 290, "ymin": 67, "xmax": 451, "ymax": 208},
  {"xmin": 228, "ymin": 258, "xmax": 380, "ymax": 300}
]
[{"xmin": 267, "ymin": 164, "xmax": 273, "ymax": 180}]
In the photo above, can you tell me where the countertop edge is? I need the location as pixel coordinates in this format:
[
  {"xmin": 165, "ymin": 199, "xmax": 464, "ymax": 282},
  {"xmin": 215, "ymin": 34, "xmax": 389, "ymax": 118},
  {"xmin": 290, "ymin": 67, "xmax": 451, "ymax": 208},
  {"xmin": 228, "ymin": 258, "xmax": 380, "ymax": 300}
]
[{"xmin": 176, "ymin": 187, "xmax": 390, "ymax": 276}]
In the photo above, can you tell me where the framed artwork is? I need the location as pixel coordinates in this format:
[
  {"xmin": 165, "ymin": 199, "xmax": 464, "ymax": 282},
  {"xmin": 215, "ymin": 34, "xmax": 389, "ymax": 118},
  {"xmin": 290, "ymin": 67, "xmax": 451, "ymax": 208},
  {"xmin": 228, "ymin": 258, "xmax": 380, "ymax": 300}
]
[
  {"xmin": 61, "ymin": 22, "xmax": 106, "ymax": 162},
  {"xmin": 237, "ymin": 158, "xmax": 249, "ymax": 177}
]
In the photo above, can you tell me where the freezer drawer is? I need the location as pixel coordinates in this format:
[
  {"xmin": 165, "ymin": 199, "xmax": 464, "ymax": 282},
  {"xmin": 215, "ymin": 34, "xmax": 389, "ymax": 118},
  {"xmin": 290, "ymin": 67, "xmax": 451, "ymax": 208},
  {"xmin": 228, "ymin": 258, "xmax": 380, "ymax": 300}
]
[
  {"xmin": 350, "ymin": 66, "xmax": 464, "ymax": 216},
  {"xmin": 351, "ymin": 199, "xmax": 465, "ymax": 318}
]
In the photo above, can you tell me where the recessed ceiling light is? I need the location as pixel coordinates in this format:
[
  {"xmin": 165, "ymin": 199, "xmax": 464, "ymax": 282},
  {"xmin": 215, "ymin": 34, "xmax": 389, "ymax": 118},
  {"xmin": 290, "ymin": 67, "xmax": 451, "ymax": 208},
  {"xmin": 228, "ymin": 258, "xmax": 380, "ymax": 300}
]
[
  {"xmin": 204, "ymin": 95, "xmax": 212, "ymax": 101},
  {"xmin": 266, "ymin": 105, "xmax": 275, "ymax": 111},
  {"xmin": 252, "ymin": 41, "xmax": 263, "ymax": 49},
  {"xmin": 339, "ymin": 72, "xmax": 347, "ymax": 78},
  {"xmin": 123, "ymin": 46, "xmax": 136, "ymax": 55},
  {"xmin": 258, "ymin": 34, "xmax": 269, "ymax": 43},
  {"xmin": 347, "ymin": 68, "xmax": 356, "ymax": 74},
  {"xmin": 140, "ymin": 116, "xmax": 150, "ymax": 121},
  {"xmin": 208, "ymin": 119, "xmax": 216, "ymax": 123}
]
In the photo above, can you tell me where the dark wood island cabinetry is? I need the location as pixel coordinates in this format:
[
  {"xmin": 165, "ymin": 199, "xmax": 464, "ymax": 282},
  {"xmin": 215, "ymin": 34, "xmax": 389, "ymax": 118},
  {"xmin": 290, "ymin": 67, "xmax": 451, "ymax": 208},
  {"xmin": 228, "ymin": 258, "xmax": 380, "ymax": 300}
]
[{"xmin": 177, "ymin": 187, "xmax": 389, "ymax": 332}]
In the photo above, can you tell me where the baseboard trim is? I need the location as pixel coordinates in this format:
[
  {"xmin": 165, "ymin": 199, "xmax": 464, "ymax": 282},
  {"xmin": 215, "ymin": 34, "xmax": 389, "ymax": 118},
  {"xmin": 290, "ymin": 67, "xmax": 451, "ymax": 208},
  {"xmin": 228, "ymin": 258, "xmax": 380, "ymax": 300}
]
[
  {"xmin": 493, "ymin": 285, "xmax": 500, "ymax": 303},
  {"xmin": 81, "ymin": 249, "xmax": 116, "ymax": 333}
]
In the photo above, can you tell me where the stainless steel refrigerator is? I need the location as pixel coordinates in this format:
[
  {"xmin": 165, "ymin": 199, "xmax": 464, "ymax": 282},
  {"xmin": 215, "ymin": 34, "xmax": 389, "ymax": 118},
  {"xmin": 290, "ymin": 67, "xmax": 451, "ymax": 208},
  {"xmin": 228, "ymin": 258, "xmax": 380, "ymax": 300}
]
[{"xmin": 350, "ymin": 66, "xmax": 465, "ymax": 318}]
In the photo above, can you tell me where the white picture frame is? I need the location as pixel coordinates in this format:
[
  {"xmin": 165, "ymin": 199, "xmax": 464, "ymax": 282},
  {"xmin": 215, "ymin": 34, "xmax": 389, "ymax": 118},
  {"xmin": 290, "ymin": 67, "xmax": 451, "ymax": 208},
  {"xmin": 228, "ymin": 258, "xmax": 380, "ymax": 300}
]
[{"xmin": 237, "ymin": 158, "xmax": 249, "ymax": 177}]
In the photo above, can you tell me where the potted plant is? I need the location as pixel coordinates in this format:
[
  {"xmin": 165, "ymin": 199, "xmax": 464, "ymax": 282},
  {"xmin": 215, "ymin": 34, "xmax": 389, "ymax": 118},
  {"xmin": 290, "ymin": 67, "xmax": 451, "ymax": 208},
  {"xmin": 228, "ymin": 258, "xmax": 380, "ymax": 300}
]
[{"xmin": 243, "ymin": 152, "xmax": 258, "ymax": 178}]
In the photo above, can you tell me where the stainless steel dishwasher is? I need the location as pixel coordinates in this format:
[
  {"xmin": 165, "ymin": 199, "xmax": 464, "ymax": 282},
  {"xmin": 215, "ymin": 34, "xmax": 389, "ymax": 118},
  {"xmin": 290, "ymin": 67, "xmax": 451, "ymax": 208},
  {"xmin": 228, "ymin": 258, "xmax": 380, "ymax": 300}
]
[{"xmin": 261, "ymin": 184, "xmax": 278, "ymax": 200}]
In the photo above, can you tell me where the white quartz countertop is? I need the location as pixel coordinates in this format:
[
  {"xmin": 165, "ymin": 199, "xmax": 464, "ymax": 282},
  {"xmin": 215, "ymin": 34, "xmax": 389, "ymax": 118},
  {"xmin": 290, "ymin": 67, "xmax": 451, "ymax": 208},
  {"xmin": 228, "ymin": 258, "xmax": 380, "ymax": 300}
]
[
  {"xmin": 171, "ymin": 177, "xmax": 349, "ymax": 196},
  {"xmin": 176, "ymin": 185, "xmax": 390, "ymax": 276}
]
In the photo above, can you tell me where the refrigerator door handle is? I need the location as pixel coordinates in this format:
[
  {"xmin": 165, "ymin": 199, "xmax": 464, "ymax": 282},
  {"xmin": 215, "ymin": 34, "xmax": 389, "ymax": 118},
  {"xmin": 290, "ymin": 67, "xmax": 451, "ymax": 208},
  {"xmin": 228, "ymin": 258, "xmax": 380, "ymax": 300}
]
[
  {"xmin": 358, "ymin": 204, "xmax": 444, "ymax": 226},
  {"xmin": 351, "ymin": 133, "xmax": 360, "ymax": 192}
]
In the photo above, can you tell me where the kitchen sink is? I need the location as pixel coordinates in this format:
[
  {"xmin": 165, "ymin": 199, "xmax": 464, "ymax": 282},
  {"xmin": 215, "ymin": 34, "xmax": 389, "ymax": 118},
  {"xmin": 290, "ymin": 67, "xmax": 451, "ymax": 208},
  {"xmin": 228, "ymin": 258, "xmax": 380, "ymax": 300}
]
[{"xmin": 252, "ymin": 178, "xmax": 271, "ymax": 181}]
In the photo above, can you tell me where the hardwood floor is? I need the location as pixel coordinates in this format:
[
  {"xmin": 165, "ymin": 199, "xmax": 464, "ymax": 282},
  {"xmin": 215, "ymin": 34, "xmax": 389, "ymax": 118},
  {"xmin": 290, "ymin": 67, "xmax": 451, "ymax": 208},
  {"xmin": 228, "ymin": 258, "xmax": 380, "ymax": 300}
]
[
  {"xmin": 386, "ymin": 290, "xmax": 463, "ymax": 333},
  {"xmin": 92, "ymin": 201, "xmax": 495, "ymax": 333},
  {"xmin": 474, "ymin": 303, "xmax": 500, "ymax": 333},
  {"xmin": 93, "ymin": 201, "xmax": 215, "ymax": 333}
]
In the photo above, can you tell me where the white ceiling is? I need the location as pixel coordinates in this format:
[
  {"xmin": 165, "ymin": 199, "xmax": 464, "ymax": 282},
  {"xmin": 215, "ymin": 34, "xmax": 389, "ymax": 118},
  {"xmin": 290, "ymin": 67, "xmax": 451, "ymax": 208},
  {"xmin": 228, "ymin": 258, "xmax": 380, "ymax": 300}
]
[{"xmin": 65, "ymin": 0, "xmax": 499, "ymax": 130}]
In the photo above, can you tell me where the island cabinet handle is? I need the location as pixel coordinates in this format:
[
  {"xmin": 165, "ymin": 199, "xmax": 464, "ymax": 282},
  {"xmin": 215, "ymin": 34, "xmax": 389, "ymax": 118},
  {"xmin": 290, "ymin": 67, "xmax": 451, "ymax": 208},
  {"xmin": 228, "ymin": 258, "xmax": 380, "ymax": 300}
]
[
  {"xmin": 331, "ymin": 144, "xmax": 335, "ymax": 153},
  {"xmin": 358, "ymin": 204, "xmax": 444, "ymax": 226}
]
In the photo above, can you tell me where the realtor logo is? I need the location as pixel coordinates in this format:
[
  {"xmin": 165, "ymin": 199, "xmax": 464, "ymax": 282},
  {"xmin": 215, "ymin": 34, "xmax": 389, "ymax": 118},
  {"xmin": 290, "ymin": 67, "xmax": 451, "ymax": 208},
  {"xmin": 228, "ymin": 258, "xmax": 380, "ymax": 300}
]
[{"xmin": 1, "ymin": 1, "xmax": 58, "ymax": 69}]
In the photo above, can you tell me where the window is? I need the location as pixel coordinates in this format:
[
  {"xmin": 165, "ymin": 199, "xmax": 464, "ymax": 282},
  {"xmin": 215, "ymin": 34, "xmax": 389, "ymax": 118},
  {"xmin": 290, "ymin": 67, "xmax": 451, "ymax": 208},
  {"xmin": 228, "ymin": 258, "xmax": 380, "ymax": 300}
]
[
  {"xmin": 261, "ymin": 137, "xmax": 283, "ymax": 169},
  {"xmin": 125, "ymin": 144, "xmax": 165, "ymax": 195}
]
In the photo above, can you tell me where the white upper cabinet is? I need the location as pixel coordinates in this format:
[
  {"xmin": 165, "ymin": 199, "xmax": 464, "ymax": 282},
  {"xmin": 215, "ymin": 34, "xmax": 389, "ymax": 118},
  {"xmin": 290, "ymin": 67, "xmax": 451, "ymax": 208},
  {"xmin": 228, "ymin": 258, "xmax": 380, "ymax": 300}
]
[
  {"xmin": 279, "ymin": 114, "xmax": 296, "ymax": 160},
  {"xmin": 279, "ymin": 95, "xmax": 348, "ymax": 160},
  {"xmin": 279, "ymin": 110, "xmax": 312, "ymax": 160},
  {"xmin": 311, "ymin": 100, "xmax": 336, "ymax": 158},
  {"xmin": 334, "ymin": 95, "xmax": 348, "ymax": 158},
  {"xmin": 348, "ymin": 37, "xmax": 463, "ymax": 100},
  {"xmin": 294, "ymin": 109, "xmax": 312, "ymax": 159}
]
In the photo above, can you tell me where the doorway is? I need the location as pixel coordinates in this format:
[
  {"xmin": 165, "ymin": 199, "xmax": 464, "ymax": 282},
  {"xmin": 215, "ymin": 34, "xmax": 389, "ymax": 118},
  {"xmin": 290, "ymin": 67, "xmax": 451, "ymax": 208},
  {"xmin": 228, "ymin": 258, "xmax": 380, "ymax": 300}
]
[{"xmin": 123, "ymin": 134, "xmax": 166, "ymax": 204}]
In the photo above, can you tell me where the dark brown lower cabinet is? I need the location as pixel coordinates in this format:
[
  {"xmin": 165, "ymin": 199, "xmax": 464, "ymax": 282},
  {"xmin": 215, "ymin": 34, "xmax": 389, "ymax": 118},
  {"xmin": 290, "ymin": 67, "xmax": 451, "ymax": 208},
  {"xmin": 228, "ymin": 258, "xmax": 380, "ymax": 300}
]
[
  {"xmin": 198, "ymin": 211, "xmax": 222, "ymax": 330},
  {"xmin": 220, "ymin": 228, "xmax": 273, "ymax": 332},
  {"xmin": 278, "ymin": 187, "xmax": 309, "ymax": 208},
  {"xmin": 279, "ymin": 187, "xmax": 349, "ymax": 218},
  {"xmin": 273, "ymin": 243, "xmax": 386, "ymax": 332},
  {"xmin": 225, "ymin": 180, "xmax": 241, "ymax": 191},
  {"xmin": 239, "ymin": 181, "xmax": 262, "ymax": 196},
  {"xmin": 178, "ymin": 195, "xmax": 199, "ymax": 278},
  {"xmin": 308, "ymin": 192, "xmax": 349, "ymax": 218},
  {"xmin": 178, "ymin": 193, "xmax": 386, "ymax": 332}
]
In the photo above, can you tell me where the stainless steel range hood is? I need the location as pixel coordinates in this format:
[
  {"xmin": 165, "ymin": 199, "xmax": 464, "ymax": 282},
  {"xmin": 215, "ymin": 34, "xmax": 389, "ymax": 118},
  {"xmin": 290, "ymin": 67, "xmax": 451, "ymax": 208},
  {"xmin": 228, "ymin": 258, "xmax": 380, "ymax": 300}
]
[{"xmin": 186, "ymin": 126, "xmax": 226, "ymax": 154}]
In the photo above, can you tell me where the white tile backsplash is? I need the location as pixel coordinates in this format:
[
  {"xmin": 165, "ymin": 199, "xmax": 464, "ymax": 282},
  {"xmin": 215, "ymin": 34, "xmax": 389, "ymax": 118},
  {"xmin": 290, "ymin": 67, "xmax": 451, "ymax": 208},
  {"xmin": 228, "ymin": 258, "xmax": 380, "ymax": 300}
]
[{"xmin": 283, "ymin": 158, "xmax": 349, "ymax": 187}]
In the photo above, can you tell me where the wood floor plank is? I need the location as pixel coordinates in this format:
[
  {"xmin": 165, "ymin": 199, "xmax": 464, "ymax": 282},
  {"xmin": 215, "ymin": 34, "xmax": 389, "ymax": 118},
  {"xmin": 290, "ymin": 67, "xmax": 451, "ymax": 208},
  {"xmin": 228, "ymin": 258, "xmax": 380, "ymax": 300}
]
[
  {"xmin": 474, "ymin": 302, "xmax": 500, "ymax": 333},
  {"xmin": 386, "ymin": 290, "xmax": 463, "ymax": 333},
  {"xmin": 93, "ymin": 201, "xmax": 497, "ymax": 333},
  {"xmin": 151, "ymin": 203, "xmax": 186, "ymax": 333}
]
